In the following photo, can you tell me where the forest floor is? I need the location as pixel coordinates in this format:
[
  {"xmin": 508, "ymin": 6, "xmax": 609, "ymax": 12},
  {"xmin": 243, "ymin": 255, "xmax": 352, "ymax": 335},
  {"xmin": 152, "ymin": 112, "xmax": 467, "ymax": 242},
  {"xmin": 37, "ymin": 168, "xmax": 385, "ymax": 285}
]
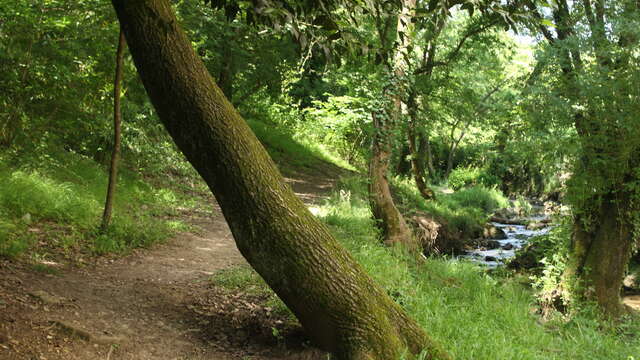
[{"xmin": 0, "ymin": 163, "xmax": 344, "ymax": 360}]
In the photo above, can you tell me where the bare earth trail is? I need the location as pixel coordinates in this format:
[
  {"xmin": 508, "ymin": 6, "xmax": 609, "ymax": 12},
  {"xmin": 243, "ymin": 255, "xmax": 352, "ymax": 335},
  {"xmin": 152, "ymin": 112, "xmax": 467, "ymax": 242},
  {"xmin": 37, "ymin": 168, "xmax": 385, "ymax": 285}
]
[{"xmin": 0, "ymin": 166, "xmax": 342, "ymax": 360}]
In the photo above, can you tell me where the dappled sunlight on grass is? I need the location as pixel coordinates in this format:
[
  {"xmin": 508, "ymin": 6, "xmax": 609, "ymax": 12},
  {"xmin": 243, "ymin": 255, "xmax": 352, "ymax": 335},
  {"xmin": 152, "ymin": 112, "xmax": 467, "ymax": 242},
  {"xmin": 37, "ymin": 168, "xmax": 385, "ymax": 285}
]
[{"xmin": 0, "ymin": 151, "xmax": 194, "ymax": 258}]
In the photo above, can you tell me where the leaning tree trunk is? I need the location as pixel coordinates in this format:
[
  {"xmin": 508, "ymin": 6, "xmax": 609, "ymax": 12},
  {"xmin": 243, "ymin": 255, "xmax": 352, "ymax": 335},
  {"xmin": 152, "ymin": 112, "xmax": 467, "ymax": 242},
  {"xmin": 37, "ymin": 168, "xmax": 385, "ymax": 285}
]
[
  {"xmin": 407, "ymin": 91, "xmax": 434, "ymax": 201},
  {"xmin": 110, "ymin": 1, "xmax": 448, "ymax": 359},
  {"xmin": 101, "ymin": 28, "xmax": 126, "ymax": 231},
  {"xmin": 562, "ymin": 190, "xmax": 635, "ymax": 317}
]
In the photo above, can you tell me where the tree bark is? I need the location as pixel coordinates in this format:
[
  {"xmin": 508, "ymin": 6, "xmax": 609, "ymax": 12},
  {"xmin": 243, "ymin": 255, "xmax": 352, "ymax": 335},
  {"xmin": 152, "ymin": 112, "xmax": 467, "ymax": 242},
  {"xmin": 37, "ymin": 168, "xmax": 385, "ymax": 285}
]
[
  {"xmin": 101, "ymin": 28, "xmax": 126, "ymax": 231},
  {"xmin": 110, "ymin": 1, "xmax": 449, "ymax": 358},
  {"xmin": 407, "ymin": 91, "xmax": 435, "ymax": 200}
]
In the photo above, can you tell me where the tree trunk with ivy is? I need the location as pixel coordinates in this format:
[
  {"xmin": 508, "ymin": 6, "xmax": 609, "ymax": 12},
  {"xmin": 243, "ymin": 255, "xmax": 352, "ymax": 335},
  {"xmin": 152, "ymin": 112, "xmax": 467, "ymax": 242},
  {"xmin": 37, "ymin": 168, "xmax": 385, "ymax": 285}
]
[
  {"xmin": 111, "ymin": 0, "xmax": 449, "ymax": 358},
  {"xmin": 369, "ymin": 110, "xmax": 417, "ymax": 250},
  {"xmin": 368, "ymin": 0, "xmax": 420, "ymax": 250},
  {"xmin": 531, "ymin": 0, "xmax": 640, "ymax": 317}
]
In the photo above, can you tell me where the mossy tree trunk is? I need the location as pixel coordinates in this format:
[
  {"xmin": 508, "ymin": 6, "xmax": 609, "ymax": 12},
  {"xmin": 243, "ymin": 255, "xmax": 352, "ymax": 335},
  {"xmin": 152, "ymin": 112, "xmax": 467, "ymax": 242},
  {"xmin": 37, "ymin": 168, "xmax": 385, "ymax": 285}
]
[
  {"xmin": 101, "ymin": 28, "xmax": 126, "ymax": 231},
  {"xmin": 563, "ymin": 192, "xmax": 635, "ymax": 317},
  {"xmin": 369, "ymin": 111, "xmax": 417, "ymax": 250},
  {"xmin": 110, "ymin": 0, "xmax": 449, "ymax": 358}
]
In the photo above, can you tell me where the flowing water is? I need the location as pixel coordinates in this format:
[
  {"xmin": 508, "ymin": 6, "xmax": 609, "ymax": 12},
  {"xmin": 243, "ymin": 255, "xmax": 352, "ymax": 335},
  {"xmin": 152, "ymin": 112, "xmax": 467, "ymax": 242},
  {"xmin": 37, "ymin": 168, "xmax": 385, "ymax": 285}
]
[{"xmin": 464, "ymin": 217, "xmax": 551, "ymax": 267}]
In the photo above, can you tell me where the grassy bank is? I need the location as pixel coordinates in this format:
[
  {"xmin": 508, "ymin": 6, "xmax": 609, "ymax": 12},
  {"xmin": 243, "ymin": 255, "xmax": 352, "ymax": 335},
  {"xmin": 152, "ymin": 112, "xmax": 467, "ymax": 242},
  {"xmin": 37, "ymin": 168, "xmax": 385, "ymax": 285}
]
[
  {"xmin": 0, "ymin": 149, "xmax": 194, "ymax": 258},
  {"xmin": 247, "ymin": 119, "xmax": 356, "ymax": 174}
]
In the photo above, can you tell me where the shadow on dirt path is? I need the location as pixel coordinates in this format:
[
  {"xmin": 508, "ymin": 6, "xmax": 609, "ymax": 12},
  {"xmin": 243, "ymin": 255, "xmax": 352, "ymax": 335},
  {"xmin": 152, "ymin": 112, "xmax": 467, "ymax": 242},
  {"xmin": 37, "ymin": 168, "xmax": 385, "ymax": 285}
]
[{"xmin": 0, "ymin": 166, "xmax": 346, "ymax": 359}]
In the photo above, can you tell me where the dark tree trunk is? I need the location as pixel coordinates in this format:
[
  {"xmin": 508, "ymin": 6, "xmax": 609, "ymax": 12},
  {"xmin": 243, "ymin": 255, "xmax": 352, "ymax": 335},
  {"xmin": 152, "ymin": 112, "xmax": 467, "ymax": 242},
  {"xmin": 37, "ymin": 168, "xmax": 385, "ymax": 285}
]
[
  {"xmin": 101, "ymin": 29, "xmax": 126, "ymax": 231},
  {"xmin": 563, "ymin": 191, "xmax": 635, "ymax": 317},
  {"xmin": 420, "ymin": 133, "xmax": 437, "ymax": 180},
  {"xmin": 395, "ymin": 145, "xmax": 412, "ymax": 176},
  {"xmin": 110, "ymin": 1, "xmax": 449, "ymax": 358},
  {"xmin": 407, "ymin": 91, "xmax": 435, "ymax": 201},
  {"xmin": 217, "ymin": 31, "xmax": 234, "ymax": 101},
  {"xmin": 444, "ymin": 138, "xmax": 457, "ymax": 180}
]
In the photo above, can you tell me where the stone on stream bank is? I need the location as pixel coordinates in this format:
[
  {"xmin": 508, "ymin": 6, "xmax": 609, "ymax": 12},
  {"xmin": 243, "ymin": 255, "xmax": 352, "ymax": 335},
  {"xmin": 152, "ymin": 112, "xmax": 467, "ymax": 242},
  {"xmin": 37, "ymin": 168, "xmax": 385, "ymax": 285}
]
[
  {"xmin": 411, "ymin": 215, "xmax": 465, "ymax": 255},
  {"xmin": 410, "ymin": 200, "xmax": 556, "ymax": 264},
  {"xmin": 483, "ymin": 225, "xmax": 507, "ymax": 240}
]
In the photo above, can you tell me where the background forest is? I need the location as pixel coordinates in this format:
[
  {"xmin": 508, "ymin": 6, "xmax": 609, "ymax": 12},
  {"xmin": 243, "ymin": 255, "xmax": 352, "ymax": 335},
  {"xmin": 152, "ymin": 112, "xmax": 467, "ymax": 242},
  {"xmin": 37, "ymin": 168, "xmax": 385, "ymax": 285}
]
[{"xmin": 1, "ymin": 0, "xmax": 640, "ymax": 359}]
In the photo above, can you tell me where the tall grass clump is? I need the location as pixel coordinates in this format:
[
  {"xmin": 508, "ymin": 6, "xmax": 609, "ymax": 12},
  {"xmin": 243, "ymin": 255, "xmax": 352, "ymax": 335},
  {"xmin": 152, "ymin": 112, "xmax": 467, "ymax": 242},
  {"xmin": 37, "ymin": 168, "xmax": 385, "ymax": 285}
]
[
  {"xmin": 448, "ymin": 166, "xmax": 501, "ymax": 190},
  {"xmin": 446, "ymin": 186, "xmax": 509, "ymax": 213},
  {"xmin": 0, "ymin": 170, "xmax": 100, "ymax": 225}
]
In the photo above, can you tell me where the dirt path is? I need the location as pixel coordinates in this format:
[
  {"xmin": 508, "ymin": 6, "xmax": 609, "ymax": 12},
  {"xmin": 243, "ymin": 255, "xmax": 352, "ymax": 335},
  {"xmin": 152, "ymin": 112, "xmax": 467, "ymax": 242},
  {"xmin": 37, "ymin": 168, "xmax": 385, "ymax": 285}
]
[{"xmin": 0, "ymin": 169, "xmax": 341, "ymax": 360}]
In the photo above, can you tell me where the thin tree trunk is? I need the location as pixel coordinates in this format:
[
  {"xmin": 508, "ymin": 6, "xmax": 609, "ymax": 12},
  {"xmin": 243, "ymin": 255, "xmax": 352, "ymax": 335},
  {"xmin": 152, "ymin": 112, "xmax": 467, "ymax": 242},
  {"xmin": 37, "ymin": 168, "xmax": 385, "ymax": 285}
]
[
  {"xmin": 444, "ymin": 127, "xmax": 466, "ymax": 179},
  {"xmin": 101, "ymin": 29, "xmax": 126, "ymax": 231},
  {"xmin": 407, "ymin": 91, "xmax": 434, "ymax": 200},
  {"xmin": 421, "ymin": 133, "xmax": 437, "ymax": 179},
  {"xmin": 217, "ymin": 30, "xmax": 234, "ymax": 101},
  {"xmin": 444, "ymin": 146, "xmax": 454, "ymax": 179},
  {"xmin": 110, "ymin": 1, "xmax": 449, "ymax": 358}
]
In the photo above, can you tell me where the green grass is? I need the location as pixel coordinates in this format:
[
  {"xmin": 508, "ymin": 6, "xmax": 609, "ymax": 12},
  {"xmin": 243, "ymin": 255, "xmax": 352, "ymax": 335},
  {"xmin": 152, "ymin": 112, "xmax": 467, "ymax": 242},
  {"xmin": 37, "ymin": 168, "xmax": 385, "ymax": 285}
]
[
  {"xmin": 448, "ymin": 166, "xmax": 501, "ymax": 190},
  {"xmin": 0, "ymin": 149, "xmax": 194, "ymax": 258},
  {"xmin": 322, "ymin": 184, "xmax": 640, "ymax": 360},
  {"xmin": 210, "ymin": 179, "xmax": 640, "ymax": 359}
]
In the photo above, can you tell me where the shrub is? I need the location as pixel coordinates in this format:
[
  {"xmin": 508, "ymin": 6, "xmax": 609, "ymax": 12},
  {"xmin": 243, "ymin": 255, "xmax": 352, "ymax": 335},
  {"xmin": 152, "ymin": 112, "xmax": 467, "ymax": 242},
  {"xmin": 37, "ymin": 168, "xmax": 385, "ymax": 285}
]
[{"xmin": 448, "ymin": 167, "xmax": 501, "ymax": 190}]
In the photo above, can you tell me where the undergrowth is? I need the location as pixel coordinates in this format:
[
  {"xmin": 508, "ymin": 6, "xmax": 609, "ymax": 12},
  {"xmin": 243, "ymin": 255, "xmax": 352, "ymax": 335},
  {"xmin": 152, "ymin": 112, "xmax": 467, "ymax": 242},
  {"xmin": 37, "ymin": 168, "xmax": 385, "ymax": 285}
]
[{"xmin": 337, "ymin": 175, "xmax": 509, "ymax": 239}]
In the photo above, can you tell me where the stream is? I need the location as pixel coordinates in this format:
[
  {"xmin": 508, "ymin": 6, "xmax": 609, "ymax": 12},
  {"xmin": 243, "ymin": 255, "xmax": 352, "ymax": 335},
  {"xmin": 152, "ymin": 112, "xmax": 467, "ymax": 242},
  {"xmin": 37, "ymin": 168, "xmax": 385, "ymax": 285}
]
[{"xmin": 463, "ymin": 215, "xmax": 552, "ymax": 267}]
